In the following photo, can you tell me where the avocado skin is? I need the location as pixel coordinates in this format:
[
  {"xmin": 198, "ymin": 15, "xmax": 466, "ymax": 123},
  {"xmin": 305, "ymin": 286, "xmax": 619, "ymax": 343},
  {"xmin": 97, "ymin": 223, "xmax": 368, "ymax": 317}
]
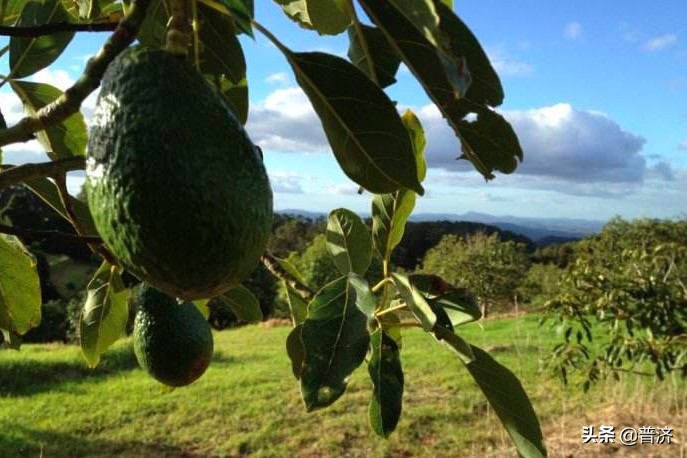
[
  {"xmin": 133, "ymin": 285, "xmax": 214, "ymax": 387},
  {"xmin": 86, "ymin": 46, "xmax": 272, "ymax": 300}
]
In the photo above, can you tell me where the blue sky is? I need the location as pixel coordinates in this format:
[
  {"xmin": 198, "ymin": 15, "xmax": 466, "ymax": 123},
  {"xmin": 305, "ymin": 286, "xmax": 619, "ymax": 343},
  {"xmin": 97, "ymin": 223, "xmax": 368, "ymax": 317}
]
[{"xmin": 2, "ymin": 1, "xmax": 686, "ymax": 221}]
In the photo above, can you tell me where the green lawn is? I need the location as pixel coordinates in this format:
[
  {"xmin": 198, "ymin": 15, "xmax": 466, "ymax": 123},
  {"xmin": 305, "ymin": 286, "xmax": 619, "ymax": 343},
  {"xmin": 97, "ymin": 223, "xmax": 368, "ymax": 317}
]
[{"xmin": 0, "ymin": 315, "xmax": 684, "ymax": 457}]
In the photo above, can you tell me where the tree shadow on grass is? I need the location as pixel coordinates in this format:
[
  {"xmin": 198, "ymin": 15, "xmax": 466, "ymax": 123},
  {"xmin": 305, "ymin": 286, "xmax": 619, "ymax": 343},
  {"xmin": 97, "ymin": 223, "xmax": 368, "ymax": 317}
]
[
  {"xmin": 1, "ymin": 425, "xmax": 208, "ymax": 458},
  {"xmin": 0, "ymin": 344, "xmax": 238, "ymax": 397}
]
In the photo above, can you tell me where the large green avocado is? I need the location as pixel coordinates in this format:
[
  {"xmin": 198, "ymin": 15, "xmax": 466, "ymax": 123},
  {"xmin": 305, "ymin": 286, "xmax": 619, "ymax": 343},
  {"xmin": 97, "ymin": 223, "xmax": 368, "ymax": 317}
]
[
  {"xmin": 133, "ymin": 285, "xmax": 214, "ymax": 387},
  {"xmin": 86, "ymin": 46, "xmax": 272, "ymax": 300}
]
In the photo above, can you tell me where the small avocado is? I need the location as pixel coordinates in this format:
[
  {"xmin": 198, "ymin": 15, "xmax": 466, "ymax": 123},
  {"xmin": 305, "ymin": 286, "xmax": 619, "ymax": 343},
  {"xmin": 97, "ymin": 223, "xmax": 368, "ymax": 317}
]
[
  {"xmin": 133, "ymin": 285, "xmax": 213, "ymax": 387},
  {"xmin": 86, "ymin": 46, "xmax": 273, "ymax": 300}
]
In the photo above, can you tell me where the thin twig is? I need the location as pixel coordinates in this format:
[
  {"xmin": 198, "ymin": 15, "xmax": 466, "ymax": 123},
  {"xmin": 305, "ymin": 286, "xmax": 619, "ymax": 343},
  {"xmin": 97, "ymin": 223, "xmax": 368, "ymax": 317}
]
[
  {"xmin": 261, "ymin": 253, "xmax": 313, "ymax": 301},
  {"xmin": 0, "ymin": 22, "xmax": 118, "ymax": 37},
  {"xmin": 0, "ymin": 223, "xmax": 102, "ymax": 245},
  {"xmin": 0, "ymin": 0, "xmax": 152, "ymax": 149},
  {"xmin": 0, "ymin": 157, "xmax": 85, "ymax": 189},
  {"xmin": 375, "ymin": 302, "xmax": 407, "ymax": 317}
]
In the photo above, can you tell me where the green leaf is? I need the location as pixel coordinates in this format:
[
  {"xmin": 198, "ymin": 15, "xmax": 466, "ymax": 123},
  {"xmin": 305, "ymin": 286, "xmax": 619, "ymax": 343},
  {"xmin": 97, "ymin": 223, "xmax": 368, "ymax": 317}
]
[
  {"xmin": 214, "ymin": 75, "xmax": 248, "ymax": 125},
  {"xmin": 433, "ymin": 326, "xmax": 474, "ymax": 364},
  {"xmin": 436, "ymin": 288, "xmax": 480, "ymax": 327},
  {"xmin": 275, "ymin": 0, "xmax": 350, "ymax": 35},
  {"xmin": 301, "ymin": 276, "xmax": 369, "ymax": 410},
  {"xmin": 0, "ymin": 234, "xmax": 41, "ymax": 335},
  {"xmin": 9, "ymin": 0, "xmax": 74, "ymax": 78},
  {"xmin": 368, "ymin": 328, "xmax": 404, "ymax": 438},
  {"xmin": 210, "ymin": 0, "xmax": 253, "ymax": 36},
  {"xmin": 281, "ymin": 49, "xmax": 423, "ymax": 195},
  {"xmin": 286, "ymin": 324, "xmax": 305, "ymax": 379},
  {"xmin": 436, "ymin": 1, "xmax": 503, "ymax": 109},
  {"xmin": 1, "ymin": 0, "xmax": 31, "ymax": 25},
  {"xmin": 386, "ymin": 0, "xmax": 443, "ymax": 47},
  {"xmin": 347, "ymin": 272, "xmax": 376, "ymax": 319},
  {"xmin": 410, "ymin": 273, "xmax": 480, "ymax": 326},
  {"xmin": 10, "ymin": 81, "xmax": 88, "ymax": 160},
  {"xmin": 371, "ymin": 109, "xmax": 427, "ymax": 260},
  {"xmin": 197, "ymin": 2, "xmax": 246, "ymax": 83},
  {"xmin": 23, "ymin": 177, "xmax": 97, "ymax": 235},
  {"xmin": 360, "ymin": 0, "xmax": 523, "ymax": 179},
  {"xmin": 390, "ymin": 273, "xmax": 436, "ymax": 331},
  {"xmin": 217, "ymin": 285, "xmax": 263, "ymax": 323},
  {"xmin": 347, "ymin": 24, "xmax": 401, "ymax": 88},
  {"xmin": 274, "ymin": 255, "xmax": 308, "ymax": 286},
  {"xmin": 326, "ymin": 208, "xmax": 372, "ymax": 276},
  {"xmin": 193, "ymin": 299, "xmax": 210, "ymax": 320},
  {"xmin": 123, "ymin": 0, "xmax": 168, "ymax": 47},
  {"xmin": 79, "ymin": 262, "xmax": 131, "ymax": 368},
  {"xmin": 283, "ymin": 281, "xmax": 308, "ymax": 326},
  {"xmin": 466, "ymin": 345, "xmax": 547, "ymax": 457}
]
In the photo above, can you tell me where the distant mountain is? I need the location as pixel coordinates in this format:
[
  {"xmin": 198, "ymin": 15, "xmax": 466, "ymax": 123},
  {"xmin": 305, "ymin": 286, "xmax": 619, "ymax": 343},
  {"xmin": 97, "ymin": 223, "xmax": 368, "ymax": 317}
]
[{"xmin": 277, "ymin": 209, "xmax": 604, "ymax": 245}]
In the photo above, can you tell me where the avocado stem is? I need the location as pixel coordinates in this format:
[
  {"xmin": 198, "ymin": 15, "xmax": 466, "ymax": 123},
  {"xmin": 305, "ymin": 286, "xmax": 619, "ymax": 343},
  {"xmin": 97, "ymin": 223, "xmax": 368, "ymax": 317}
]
[{"xmin": 165, "ymin": 0, "xmax": 192, "ymax": 56}]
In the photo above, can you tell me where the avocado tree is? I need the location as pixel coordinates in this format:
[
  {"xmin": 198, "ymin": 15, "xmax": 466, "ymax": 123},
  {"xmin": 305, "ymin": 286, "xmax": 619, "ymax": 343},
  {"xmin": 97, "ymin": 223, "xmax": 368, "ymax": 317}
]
[{"xmin": 0, "ymin": 0, "xmax": 547, "ymax": 456}]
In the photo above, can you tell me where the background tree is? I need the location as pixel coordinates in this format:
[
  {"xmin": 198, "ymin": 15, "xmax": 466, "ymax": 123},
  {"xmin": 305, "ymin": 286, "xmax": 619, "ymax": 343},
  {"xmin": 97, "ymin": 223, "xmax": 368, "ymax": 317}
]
[
  {"xmin": 545, "ymin": 218, "xmax": 687, "ymax": 388},
  {"xmin": 422, "ymin": 232, "xmax": 530, "ymax": 316}
]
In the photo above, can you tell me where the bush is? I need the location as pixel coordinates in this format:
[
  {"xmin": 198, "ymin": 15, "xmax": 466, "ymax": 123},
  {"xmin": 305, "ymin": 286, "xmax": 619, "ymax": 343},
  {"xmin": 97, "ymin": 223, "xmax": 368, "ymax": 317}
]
[{"xmin": 517, "ymin": 263, "xmax": 564, "ymax": 308}]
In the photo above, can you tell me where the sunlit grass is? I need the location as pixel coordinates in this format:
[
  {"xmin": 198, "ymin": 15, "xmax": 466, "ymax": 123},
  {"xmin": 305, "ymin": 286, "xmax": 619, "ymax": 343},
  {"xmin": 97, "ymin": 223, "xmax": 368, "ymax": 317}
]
[{"xmin": 0, "ymin": 315, "xmax": 684, "ymax": 457}]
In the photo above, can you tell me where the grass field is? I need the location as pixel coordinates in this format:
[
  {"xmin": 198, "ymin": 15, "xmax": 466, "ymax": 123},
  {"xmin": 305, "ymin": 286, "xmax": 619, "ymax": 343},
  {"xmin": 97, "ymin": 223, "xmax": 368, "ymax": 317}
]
[{"xmin": 0, "ymin": 315, "xmax": 685, "ymax": 457}]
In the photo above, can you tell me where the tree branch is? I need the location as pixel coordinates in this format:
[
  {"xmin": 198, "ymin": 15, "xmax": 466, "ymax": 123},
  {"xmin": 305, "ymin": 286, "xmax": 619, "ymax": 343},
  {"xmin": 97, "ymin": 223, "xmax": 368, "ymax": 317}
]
[
  {"xmin": 0, "ymin": 0, "xmax": 152, "ymax": 149},
  {"xmin": 0, "ymin": 22, "xmax": 118, "ymax": 37},
  {"xmin": 0, "ymin": 157, "xmax": 85, "ymax": 189},
  {"xmin": 260, "ymin": 253, "xmax": 313, "ymax": 301},
  {"xmin": 0, "ymin": 224, "xmax": 103, "ymax": 245}
]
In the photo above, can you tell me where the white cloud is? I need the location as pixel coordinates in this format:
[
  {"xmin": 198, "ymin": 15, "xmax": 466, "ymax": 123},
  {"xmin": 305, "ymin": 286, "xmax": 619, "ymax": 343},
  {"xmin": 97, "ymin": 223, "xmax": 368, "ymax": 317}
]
[
  {"xmin": 269, "ymin": 171, "xmax": 305, "ymax": 194},
  {"xmin": 642, "ymin": 34, "xmax": 678, "ymax": 51},
  {"xmin": 328, "ymin": 183, "xmax": 360, "ymax": 196},
  {"xmin": 246, "ymin": 87, "xmax": 328, "ymax": 153},
  {"xmin": 416, "ymin": 103, "xmax": 651, "ymax": 194},
  {"xmin": 564, "ymin": 22, "xmax": 583, "ymax": 40},
  {"xmin": 31, "ymin": 68, "xmax": 76, "ymax": 90},
  {"xmin": 265, "ymin": 72, "xmax": 290, "ymax": 86},
  {"xmin": 487, "ymin": 47, "xmax": 534, "ymax": 77}
]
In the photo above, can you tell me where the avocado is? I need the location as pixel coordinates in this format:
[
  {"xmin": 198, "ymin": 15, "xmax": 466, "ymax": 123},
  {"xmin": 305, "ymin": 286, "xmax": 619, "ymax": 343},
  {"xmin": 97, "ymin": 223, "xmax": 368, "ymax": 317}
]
[
  {"xmin": 133, "ymin": 285, "xmax": 213, "ymax": 387},
  {"xmin": 86, "ymin": 46, "xmax": 273, "ymax": 300}
]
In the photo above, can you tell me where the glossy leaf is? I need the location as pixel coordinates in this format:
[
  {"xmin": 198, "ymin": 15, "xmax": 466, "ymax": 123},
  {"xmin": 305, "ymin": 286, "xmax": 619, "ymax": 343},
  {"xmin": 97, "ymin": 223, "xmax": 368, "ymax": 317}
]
[
  {"xmin": 0, "ymin": 235, "xmax": 41, "ymax": 335},
  {"xmin": 282, "ymin": 48, "xmax": 424, "ymax": 195},
  {"xmin": 286, "ymin": 324, "xmax": 305, "ymax": 379},
  {"xmin": 434, "ymin": 326, "xmax": 474, "ymax": 363},
  {"xmin": 193, "ymin": 299, "xmax": 210, "ymax": 320},
  {"xmin": 216, "ymin": 75, "xmax": 248, "ymax": 124},
  {"xmin": 80, "ymin": 262, "xmax": 131, "ymax": 368},
  {"xmin": 410, "ymin": 273, "xmax": 481, "ymax": 327},
  {"xmin": 371, "ymin": 110, "xmax": 427, "ymax": 260},
  {"xmin": 387, "ymin": 0, "xmax": 443, "ymax": 47},
  {"xmin": 10, "ymin": 81, "xmax": 88, "ymax": 160},
  {"xmin": 9, "ymin": 0, "xmax": 74, "ymax": 78},
  {"xmin": 23, "ymin": 177, "xmax": 98, "ymax": 235},
  {"xmin": 436, "ymin": 1, "xmax": 503, "ymax": 109},
  {"xmin": 390, "ymin": 273, "xmax": 436, "ymax": 331},
  {"xmin": 197, "ymin": 3, "xmax": 246, "ymax": 83},
  {"xmin": 284, "ymin": 281, "xmax": 308, "ymax": 325},
  {"xmin": 368, "ymin": 329, "xmax": 404, "ymax": 438},
  {"xmin": 436, "ymin": 288, "xmax": 481, "ymax": 327},
  {"xmin": 123, "ymin": 0, "xmax": 167, "ymax": 47},
  {"xmin": 466, "ymin": 345, "xmax": 547, "ymax": 457},
  {"xmin": 326, "ymin": 208, "xmax": 371, "ymax": 275},
  {"xmin": 217, "ymin": 285, "xmax": 263, "ymax": 323},
  {"xmin": 347, "ymin": 273, "xmax": 376, "ymax": 319},
  {"xmin": 208, "ymin": 0, "xmax": 253, "ymax": 36},
  {"xmin": 1, "ymin": 0, "xmax": 31, "ymax": 25},
  {"xmin": 301, "ymin": 276, "xmax": 369, "ymax": 410},
  {"xmin": 347, "ymin": 24, "xmax": 401, "ymax": 88},
  {"xmin": 275, "ymin": 0, "xmax": 350, "ymax": 35},
  {"xmin": 360, "ymin": 0, "xmax": 523, "ymax": 179}
]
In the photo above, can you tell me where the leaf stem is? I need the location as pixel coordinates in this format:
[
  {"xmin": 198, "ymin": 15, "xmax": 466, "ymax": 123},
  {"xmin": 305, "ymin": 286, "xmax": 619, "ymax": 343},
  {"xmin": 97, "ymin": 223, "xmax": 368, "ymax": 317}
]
[
  {"xmin": 165, "ymin": 0, "xmax": 192, "ymax": 55},
  {"xmin": 260, "ymin": 252, "xmax": 313, "ymax": 301},
  {"xmin": 371, "ymin": 276, "xmax": 392, "ymax": 293},
  {"xmin": 375, "ymin": 302, "xmax": 406, "ymax": 317},
  {"xmin": 0, "ymin": 0, "xmax": 152, "ymax": 148},
  {"xmin": 381, "ymin": 321, "xmax": 421, "ymax": 329}
]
